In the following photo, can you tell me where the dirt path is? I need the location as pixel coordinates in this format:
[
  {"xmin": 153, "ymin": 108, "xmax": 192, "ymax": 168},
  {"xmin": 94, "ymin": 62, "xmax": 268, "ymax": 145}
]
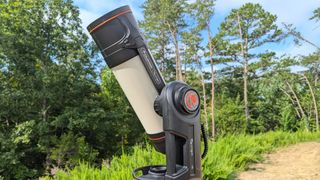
[{"xmin": 237, "ymin": 142, "xmax": 320, "ymax": 180}]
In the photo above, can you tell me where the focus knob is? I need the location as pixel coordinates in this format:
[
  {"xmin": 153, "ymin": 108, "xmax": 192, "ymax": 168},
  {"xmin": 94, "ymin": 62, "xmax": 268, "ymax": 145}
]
[{"xmin": 154, "ymin": 96, "xmax": 163, "ymax": 116}]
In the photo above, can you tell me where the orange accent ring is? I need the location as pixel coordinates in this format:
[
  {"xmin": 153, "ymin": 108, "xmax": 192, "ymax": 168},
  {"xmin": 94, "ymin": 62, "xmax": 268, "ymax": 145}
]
[
  {"xmin": 149, "ymin": 136, "xmax": 165, "ymax": 141},
  {"xmin": 89, "ymin": 9, "xmax": 132, "ymax": 33}
]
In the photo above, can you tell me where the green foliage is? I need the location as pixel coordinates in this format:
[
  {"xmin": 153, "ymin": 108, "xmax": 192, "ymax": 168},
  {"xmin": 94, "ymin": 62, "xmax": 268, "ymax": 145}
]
[
  {"xmin": 214, "ymin": 3, "xmax": 286, "ymax": 130},
  {"xmin": 214, "ymin": 3, "xmax": 283, "ymax": 61},
  {"xmin": 11, "ymin": 120, "xmax": 35, "ymax": 144},
  {"xmin": 188, "ymin": 0, "xmax": 215, "ymax": 30},
  {"xmin": 0, "ymin": 132, "xmax": 38, "ymax": 179},
  {"xmin": 99, "ymin": 68, "xmax": 145, "ymax": 156},
  {"xmin": 43, "ymin": 144, "xmax": 164, "ymax": 180},
  {"xmin": 219, "ymin": 3, "xmax": 283, "ymax": 49},
  {"xmin": 47, "ymin": 131, "xmax": 320, "ymax": 180},
  {"xmin": 0, "ymin": 0, "xmax": 143, "ymax": 179},
  {"xmin": 310, "ymin": 7, "xmax": 320, "ymax": 22},
  {"xmin": 140, "ymin": 0, "xmax": 187, "ymax": 81},
  {"xmin": 279, "ymin": 104, "xmax": 298, "ymax": 131},
  {"xmin": 215, "ymin": 95, "xmax": 246, "ymax": 136},
  {"xmin": 49, "ymin": 132, "xmax": 98, "ymax": 168}
]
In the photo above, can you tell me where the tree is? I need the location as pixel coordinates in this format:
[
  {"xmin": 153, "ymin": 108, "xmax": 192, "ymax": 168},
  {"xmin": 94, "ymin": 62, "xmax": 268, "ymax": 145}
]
[
  {"xmin": 181, "ymin": 29, "xmax": 210, "ymax": 133},
  {"xmin": 262, "ymin": 56, "xmax": 317, "ymax": 132},
  {"xmin": 139, "ymin": 1, "xmax": 175, "ymax": 81},
  {"xmin": 217, "ymin": 3, "xmax": 283, "ymax": 130},
  {"xmin": 303, "ymin": 74, "xmax": 319, "ymax": 131},
  {"xmin": 299, "ymin": 52, "xmax": 320, "ymax": 131},
  {"xmin": 140, "ymin": 0, "xmax": 187, "ymax": 81},
  {"xmin": 215, "ymin": 94, "xmax": 246, "ymax": 136},
  {"xmin": 302, "ymin": 52, "xmax": 320, "ymax": 86},
  {"xmin": 0, "ymin": 0, "xmax": 144, "ymax": 178},
  {"xmin": 282, "ymin": 9, "xmax": 320, "ymax": 131},
  {"xmin": 189, "ymin": 0, "xmax": 216, "ymax": 138}
]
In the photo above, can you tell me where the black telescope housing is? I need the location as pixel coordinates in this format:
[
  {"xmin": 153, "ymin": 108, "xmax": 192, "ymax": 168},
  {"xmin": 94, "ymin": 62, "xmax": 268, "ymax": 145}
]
[
  {"xmin": 87, "ymin": 5, "xmax": 165, "ymax": 94},
  {"xmin": 88, "ymin": 5, "xmax": 204, "ymax": 180}
]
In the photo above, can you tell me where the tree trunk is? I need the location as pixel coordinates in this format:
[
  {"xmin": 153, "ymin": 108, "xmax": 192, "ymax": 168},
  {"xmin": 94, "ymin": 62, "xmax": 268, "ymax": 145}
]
[
  {"xmin": 315, "ymin": 68, "xmax": 318, "ymax": 87},
  {"xmin": 286, "ymin": 81, "xmax": 309, "ymax": 130},
  {"xmin": 280, "ymin": 87, "xmax": 302, "ymax": 118},
  {"xmin": 184, "ymin": 59, "xmax": 187, "ymax": 80},
  {"xmin": 244, "ymin": 38, "xmax": 249, "ymax": 127},
  {"xmin": 166, "ymin": 21, "xmax": 182, "ymax": 81},
  {"xmin": 196, "ymin": 55, "xmax": 209, "ymax": 133},
  {"xmin": 304, "ymin": 74, "xmax": 319, "ymax": 131},
  {"xmin": 286, "ymin": 82, "xmax": 306, "ymax": 118},
  {"xmin": 173, "ymin": 31, "xmax": 183, "ymax": 81},
  {"xmin": 315, "ymin": 59, "xmax": 319, "ymax": 87},
  {"xmin": 237, "ymin": 13, "xmax": 250, "ymax": 128},
  {"xmin": 207, "ymin": 21, "xmax": 215, "ymax": 139},
  {"xmin": 160, "ymin": 28, "xmax": 166, "ymax": 73}
]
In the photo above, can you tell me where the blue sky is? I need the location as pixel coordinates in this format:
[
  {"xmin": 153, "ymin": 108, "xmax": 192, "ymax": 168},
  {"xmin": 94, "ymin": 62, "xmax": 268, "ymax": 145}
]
[{"xmin": 74, "ymin": 0, "xmax": 320, "ymax": 68}]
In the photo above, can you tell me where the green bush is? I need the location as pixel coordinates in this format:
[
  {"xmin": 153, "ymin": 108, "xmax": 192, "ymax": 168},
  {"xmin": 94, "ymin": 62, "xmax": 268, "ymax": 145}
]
[
  {"xmin": 49, "ymin": 132, "xmax": 99, "ymax": 168},
  {"xmin": 46, "ymin": 131, "xmax": 320, "ymax": 180}
]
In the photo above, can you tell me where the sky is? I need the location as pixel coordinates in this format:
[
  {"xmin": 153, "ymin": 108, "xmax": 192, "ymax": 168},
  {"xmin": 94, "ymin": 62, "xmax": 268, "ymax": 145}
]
[{"xmin": 73, "ymin": 0, "xmax": 320, "ymax": 69}]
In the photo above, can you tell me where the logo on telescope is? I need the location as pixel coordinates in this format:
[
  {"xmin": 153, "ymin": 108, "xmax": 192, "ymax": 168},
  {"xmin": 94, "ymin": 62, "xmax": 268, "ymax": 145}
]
[{"xmin": 184, "ymin": 90, "xmax": 199, "ymax": 112}]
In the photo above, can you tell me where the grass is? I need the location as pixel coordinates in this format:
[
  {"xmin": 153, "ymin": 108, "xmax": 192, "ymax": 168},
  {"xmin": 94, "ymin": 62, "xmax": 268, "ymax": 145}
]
[
  {"xmin": 202, "ymin": 131, "xmax": 320, "ymax": 179},
  {"xmin": 44, "ymin": 131, "xmax": 320, "ymax": 180}
]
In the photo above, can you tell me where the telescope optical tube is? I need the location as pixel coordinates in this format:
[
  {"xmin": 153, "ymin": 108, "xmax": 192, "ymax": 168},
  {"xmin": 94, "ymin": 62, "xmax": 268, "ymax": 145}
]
[{"xmin": 87, "ymin": 6, "xmax": 166, "ymax": 153}]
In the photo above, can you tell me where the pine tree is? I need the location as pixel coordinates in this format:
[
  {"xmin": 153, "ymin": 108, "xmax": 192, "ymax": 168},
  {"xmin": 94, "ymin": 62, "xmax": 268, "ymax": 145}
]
[
  {"xmin": 218, "ymin": 3, "xmax": 284, "ymax": 130},
  {"xmin": 189, "ymin": 0, "xmax": 216, "ymax": 138},
  {"xmin": 140, "ymin": 0, "xmax": 187, "ymax": 81}
]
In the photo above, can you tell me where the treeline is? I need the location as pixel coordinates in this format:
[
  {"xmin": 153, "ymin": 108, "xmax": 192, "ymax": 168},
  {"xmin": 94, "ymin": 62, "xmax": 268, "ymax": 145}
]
[
  {"xmin": 140, "ymin": 0, "xmax": 320, "ymax": 137},
  {"xmin": 0, "ymin": 0, "xmax": 319, "ymax": 179},
  {"xmin": 0, "ymin": 0, "xmax": 144, "ymax": 179}
]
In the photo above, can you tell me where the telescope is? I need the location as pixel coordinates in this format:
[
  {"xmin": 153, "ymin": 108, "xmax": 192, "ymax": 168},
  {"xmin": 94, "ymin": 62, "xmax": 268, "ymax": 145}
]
[{"xmin": 87, "ymin": 5, "xmax": 207, "ymax": 180}]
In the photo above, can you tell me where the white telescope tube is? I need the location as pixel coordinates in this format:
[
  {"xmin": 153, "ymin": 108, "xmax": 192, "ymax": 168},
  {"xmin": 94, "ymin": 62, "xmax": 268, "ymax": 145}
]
[
  {"xmin": 87, "ymin": 5, "xmax": 166, "ymax": 152},
  {"xmin": 112, "ymin": 56, "xmax": 163, "ymax": 134}
]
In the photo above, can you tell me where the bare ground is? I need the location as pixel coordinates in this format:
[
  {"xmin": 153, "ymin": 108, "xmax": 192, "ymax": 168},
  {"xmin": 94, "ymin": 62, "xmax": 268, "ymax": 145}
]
[{"xmin": 237, "ymin": 142, "xmax": 320, "ymax": 180}]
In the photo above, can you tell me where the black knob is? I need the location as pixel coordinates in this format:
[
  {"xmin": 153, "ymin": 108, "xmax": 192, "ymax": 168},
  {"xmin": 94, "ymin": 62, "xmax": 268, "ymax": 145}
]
[{"xmin": 154, "ymin": 96, "xmax": 163, "ymax": 116}]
